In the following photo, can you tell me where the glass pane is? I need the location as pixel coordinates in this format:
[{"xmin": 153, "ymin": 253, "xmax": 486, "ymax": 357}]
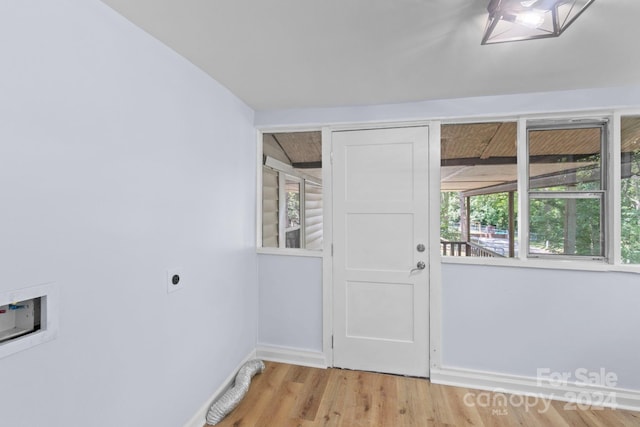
[
  {"xmin": 261, "ymin": 167, "xmax": 279, "ymax": 248},
  {"xmin": 304, "ymin": 181, "xmax": 323, "ymax": 250},
  {"xmin": 262, "ymin": 131, "xmax": 323, "ymax": 250},
  {"xmin": 621, "ymin": 116, "xmax": 640, "ymax": 264},
  {"xmin": 468, "ymin": 192, "xmax": 518, "ymax": 257},
  {"xmin": 285, "ymin": 179, "xmax": 301, "ymax": 248},
  {"xmin": 529, "ymin": 197, "xmax": 602, "ymax": 256},
  {"xmin": 529, "ymin": 127, "xmax": 602, "ymax": 191},
  {"xmin": 440, "ymin": 122, "xmax": 517, "ymax": 257}
]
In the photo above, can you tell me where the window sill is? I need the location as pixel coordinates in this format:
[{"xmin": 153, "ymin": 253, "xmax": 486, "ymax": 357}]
[
  {"xmin": 441, "ymin": 255, "xmax": 640, "ymax": 274},
  {"xmin": 257, "ymin": 247, "xmax": 323, "ymax": 258}
]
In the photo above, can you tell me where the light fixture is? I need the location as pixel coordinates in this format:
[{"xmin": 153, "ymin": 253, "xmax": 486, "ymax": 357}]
[{"xmin": 481, "ymin": 0, "xmax": 595, "ymax": 45}]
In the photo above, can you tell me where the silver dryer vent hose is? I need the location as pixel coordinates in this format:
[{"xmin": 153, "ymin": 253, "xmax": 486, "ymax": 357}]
[{"xmin": 206, "ymin": 359, "xmax": 265, "ymax": 425}]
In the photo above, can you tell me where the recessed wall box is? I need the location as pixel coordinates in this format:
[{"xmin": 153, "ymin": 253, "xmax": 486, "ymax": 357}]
[
  {"xmin": 0, "ymin": 283, "xmax": 58, "ymax": 359},
  {"xmin": 0, "ymin": 297, "xmax": 41, "ymax": 344}
]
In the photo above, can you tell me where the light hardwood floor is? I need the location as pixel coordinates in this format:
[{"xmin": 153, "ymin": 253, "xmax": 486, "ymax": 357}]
[{"xmin": 209, "ymin": 362, "xmax": 639, "ymax": 427}]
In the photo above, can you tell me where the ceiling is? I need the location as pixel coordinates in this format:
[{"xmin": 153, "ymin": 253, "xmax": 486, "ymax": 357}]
[{"xmin": 99, "ymin": 0, "xmax": 640, "ymax": 111}]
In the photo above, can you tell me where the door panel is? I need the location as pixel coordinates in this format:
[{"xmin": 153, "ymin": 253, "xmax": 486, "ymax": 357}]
[
  {"xmin": 332, "ymin": 126, "xmax": 429, "ymax": 377},
  {"xmin": 346, "ymin": 213, "xmax": 413, "ymax": 270},
  {"xmin": 346, "ymin": 281, "xmax": 414, "ymax": 342}
]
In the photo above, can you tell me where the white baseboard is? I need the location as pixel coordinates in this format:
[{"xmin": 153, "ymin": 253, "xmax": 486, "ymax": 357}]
[
  {"xmin": 431, "ymin": 366, "xmax": 640, "ymax": 412},
  {"xmin": 256, "ymin": 344, "xmax": 327, "ymax": 369},
  {"xmin": 182, "ymin": 349, "xmax": 257, "ymax": 427}
]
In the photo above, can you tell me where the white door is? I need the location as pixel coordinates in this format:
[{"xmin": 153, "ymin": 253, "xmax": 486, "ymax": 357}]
[{"xmin": 332, "ymin": 126, "xmax": 430, "ymax": 377}]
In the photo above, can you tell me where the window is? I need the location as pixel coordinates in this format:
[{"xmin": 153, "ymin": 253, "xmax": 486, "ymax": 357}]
[
  {"xmin": 621, "ymin": 115, "xmax": 640, "ymax": 264},
  {"xmin": 260, "ymin": 131, "xmax": 323, "ymax": 251},
  {"xmin": 440, "ymin": 119, "xmax": 610, "ymax": 262},
  {"xmin": 527, "ymin": 122, "xmax": 607, "ymax": 258},
  {"xmin": 440, "ymin": 122, "xmax": 518, "ymax": 258}
]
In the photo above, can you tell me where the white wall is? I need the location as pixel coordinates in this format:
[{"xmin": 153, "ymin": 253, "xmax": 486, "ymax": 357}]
[
  {"xmin": 257, "ymin": 254, "xmax": 323, "ymax": 352},
  {"xmin": 255, "ymin": 85, "xmax": 640, "ymax": 127},
  {"xmin": 0, "ymin": 2, "xmax": 257, "ymax": 426},
  {"xmin": 441, "ymin": 264, "xmax": 640, "ymax": 390},
  {"xmin": 255, "ymin": 85, "xmax": 640, "ymax": 393}
]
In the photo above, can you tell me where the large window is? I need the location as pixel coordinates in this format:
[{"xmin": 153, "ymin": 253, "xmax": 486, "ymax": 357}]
[
  {"xmin": 621, "ymin": 115, "xmax": 640, "ymax": 264},
  {"xmin": 441, "ymin": 122, "xmax": 518, "ymax": 257},
  {"xmin": 527, "ymin": 123, "xmax": 606, "ymax": 258},
  {"xmin": 441, "ymin": 119, "xmax": 610, "ymax": 261},
  {"xmin": 260, "ymin": 131, "xmax": 323, "ymax": 251}
]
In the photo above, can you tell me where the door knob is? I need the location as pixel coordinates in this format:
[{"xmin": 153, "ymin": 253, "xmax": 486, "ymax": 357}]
[
  {"xmin": 410, "ymin": 261, "xmax": 426, "ymax": 274},
  {"xmin": 416, "ymin": 243, "xmax": 425, "ymax": 252}
]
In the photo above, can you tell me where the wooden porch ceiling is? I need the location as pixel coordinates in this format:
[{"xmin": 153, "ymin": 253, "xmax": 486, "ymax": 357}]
[
  {"xmin": 441, "ymin": 118, "xmax": 640, "ymax": 194},
  {"xmin": 263, "ymin": 117, "xmax": 640, "ymax": 195},
  {"xmin": 268, "ymin": 131, "xmax": 322, "ymax": 168}
]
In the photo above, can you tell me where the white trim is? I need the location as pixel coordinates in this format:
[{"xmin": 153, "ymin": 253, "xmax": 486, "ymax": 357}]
[
  {"xmin": 256, "ymin": 247, "xmax": 322, "ymax": 258},
  {"xmin": 431, "ymin": 366, "xmax": 640, "ymax": 412},
  {"xmin": 327, "ymin": 120, "xmax": 431, "ymax": 132},
  {"xmin": 321, "ymin": 126, "xmax": 333, "ymax": 367},
  {"xmin": 182, "ymin": 349, "xmax": 257, "ymax": 427},
  {"xmin": 256, "ymin": 130, "xmax": 264, "ymax": 249},
  {"xmin": 611, "ymin": 112, "xmax": 622, "ymax": 265},
  {"xmin": 428, "ymin": 120, "xmax": 442, "ymax": 372},
  {"xmin": 256, "ymin": 344, "xmax": 327, "ymax": 369},
  {"xmin": 517, "ymin": 117, "xmax": 529, "ymax": 262},
  {"xmin": 441, "ymin": 250, "xmax": 640, "ymax": 274}
]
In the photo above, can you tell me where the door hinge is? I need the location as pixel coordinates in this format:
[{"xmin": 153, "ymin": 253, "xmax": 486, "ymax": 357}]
[
  {"xmin": 331, "ymin": 244, "xmax": 334, "ymax": 256},
  {"xmin": 331, "ymin": 335, "xmax": 334, "ymax": 349}
]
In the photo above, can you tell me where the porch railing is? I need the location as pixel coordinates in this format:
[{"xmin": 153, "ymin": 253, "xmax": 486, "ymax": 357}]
[{"xmin": 440, "ymin": 240, "xmax": 505, "ymax": 258}]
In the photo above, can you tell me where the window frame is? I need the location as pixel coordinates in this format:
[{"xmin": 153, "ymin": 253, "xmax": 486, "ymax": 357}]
[
  {"xmin": 525, "ymin": 120, "xmax": 609, "ymax": 261},
  {"xmin": 280, "ymin": 173, "xmax": 304, "ymax": 249},
  {"xmin": 256, "ymin": 128, "xmax": 324, "ymax": 257},
  {"xmin": 438, "ymin": 112, "xmax": 640, "ymax": 272}
]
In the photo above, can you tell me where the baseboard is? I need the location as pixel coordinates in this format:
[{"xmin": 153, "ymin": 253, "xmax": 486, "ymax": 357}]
[
  {"xmin": 431, "ymin": 366, "xmax": 640, "ymax": 412},
  {"xmin": 256, "ymin": 344, "xmax": 327, "ymax": 369},
  {"xmin": 182, "ymin": 349, "xmax": 257, "ymax": 427}
]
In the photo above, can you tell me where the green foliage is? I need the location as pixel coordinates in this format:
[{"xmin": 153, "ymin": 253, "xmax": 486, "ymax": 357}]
[
  {"xmin": 440, "ymin": 192, "xmax": 461, "ymax": 240},
  {"xmin": 440, "ymin": 191, "xmax": 517, "ymax": 240},
  {"xmin": 621, "ymin": 152, "xmax": 640, "ymax": 263},
  {"xmin": 529, "ymin": 198, "xmax": 600, "ymax": 255},
  {"xmin": 287, "ymin": 191, "xmax": 300, "ymax": 227},
  {"xmin": 469, "ymin": 193, "xmax": 515, "ymax": 230}
]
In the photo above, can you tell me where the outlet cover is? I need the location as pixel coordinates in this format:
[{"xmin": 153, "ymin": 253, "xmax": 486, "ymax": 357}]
[{"xmin": 167, "ymin": 268, "xmax": 184, "ymax": 293}]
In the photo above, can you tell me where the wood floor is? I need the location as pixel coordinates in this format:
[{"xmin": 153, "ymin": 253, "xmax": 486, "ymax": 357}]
[{"xmin": 209, "ymin": 362, "xmax": 639, "ymax": 427}]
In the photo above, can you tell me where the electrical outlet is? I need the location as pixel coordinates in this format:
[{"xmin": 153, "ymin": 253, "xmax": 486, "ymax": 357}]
[{"xmin": 167, "ymin": 268, "xmax": 184, "ymax": 293}]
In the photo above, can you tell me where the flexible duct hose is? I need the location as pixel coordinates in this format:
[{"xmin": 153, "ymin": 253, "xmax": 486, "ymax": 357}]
[{"xmin": 206, "ymin": 359, "xmax": 265, "ymax": 425}]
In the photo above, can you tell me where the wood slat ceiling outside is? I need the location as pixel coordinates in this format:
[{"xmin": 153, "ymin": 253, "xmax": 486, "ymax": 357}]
[
  {"xmin": 528, "ymin": 128, "xmax": 600, "ymax": 156},
  {"xmin": 270, "ymin": 131, "xmax": 322, "ymax": 164},
  {"xmin": 267, "ymin": 118, "xmax": 640, "ymax": 167},
  {"xmin": 441, "ymin": 121, "xmax": 608, "ymax": 194},
  {"xmin": 622, "ymin": 115, "xmax": 640, "ymax": 153},
  {"xmin": 264, "ymin": 118, "xmax": 640, "ymax": 194},
  {"xmin": 441, "ymin": 122, "xmax": 516, "ymax": 161}
]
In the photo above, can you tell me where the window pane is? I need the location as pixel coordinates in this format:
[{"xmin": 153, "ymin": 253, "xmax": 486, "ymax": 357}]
[
  {"xmin": 529, "ymin": 197, "xmax": 602, "ymax": 256},
  {"xmin": 621, "ymin": 116, "xmax": 640, "ymax": 264},
  {"xmin": 304, "ymin": 181, "xmax": 323, "ymax": 250},
  {"xmin": 261, "ymin": 131, "xmax": 323, "ymax": 250},
  {"xmin": 262, "ymin": 167, "xmax": 279, "ymax": 248},
  {"xmin": 529, "ymin": 127, "xmax": 602, "ymax": 191},
  {"xmin": 285, "ymin": 179, "xmax": 301, "ymax": 248},
  {"xmin": 440, "ymin": 122, "xmax": 517, "ymax": 257},
  {"xmin": 468, "ymin": 192, "xmax": 518, "ymax": 257}
]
